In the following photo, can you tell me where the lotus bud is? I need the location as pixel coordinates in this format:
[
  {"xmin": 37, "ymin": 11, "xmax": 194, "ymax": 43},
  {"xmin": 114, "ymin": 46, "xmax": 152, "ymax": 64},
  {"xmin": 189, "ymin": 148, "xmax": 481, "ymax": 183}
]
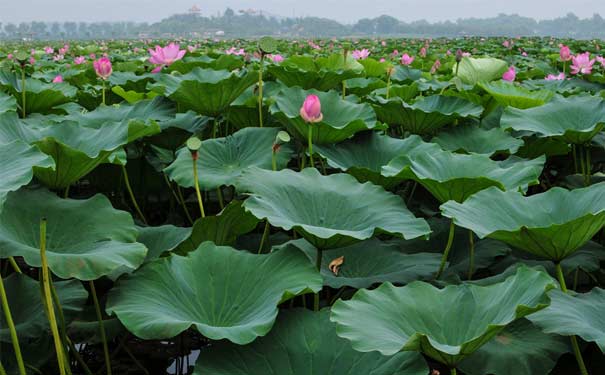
[{"xmin": 300, "ymin": 95, "xmax": 323, "ymax": 123}]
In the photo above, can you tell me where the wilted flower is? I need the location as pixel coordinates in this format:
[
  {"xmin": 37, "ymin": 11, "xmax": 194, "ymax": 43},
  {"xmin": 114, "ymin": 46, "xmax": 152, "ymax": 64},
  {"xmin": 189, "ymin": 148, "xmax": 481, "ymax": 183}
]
[
  {"xmin": 570, "ymin": 52, "xmax": 595, "ymax": 75},
  {"xmin": 93, "ymin": 57, "xmax": 113, "ymax": 80},
  {"xmin": 299, "ymin": 95, "xmax": 323, "ymax": 123},
  {"xmin": 148, "ymin": 43, "xmax": 186, "ymax": 73},
  {"xmin": 401, "ymin": 53, "xmax": 414, "ymax": 65},
  {"xmin": 502, "ymin": 66, "xmax": 516, "ymax": 81},
  {"xmin": 352, "ymin": 49, "xmax": 370, "ymax": 60}
]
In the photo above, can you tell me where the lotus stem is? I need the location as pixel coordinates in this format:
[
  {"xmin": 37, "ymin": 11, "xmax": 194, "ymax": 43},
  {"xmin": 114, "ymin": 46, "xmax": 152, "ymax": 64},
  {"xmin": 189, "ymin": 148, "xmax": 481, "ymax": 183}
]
[
  {"xmin": 0, "ymin": 361, "xmax": 7, "ymax": 375},
  {"xmin": 66, "ymin": 336, "xmax": 93, "ymax": 375},
  {"xmin": 121, "ymin": 165, "xmax": 147, "ymax": 225},
  {"xmin": 572, "ymin": 144, "xmax": 579, "ymax": 174},
  {"xmin": 585, "ymin": 144, "xmax": 591, "ymax": 186},
  {"xmin": 101, "ymin": 80, "xmax": 106, "ymax": 106},
  {"xmin": 258, "ymin": 221, "xmax": 270, "ymax": 254},
  {"xmin": 8, "ymin": 257, "xmax": 22, "ymax": 273},
  {"xmin": 21, "ymin": 67, "xmax": 26, "ymax": 118},
  {"xmin": 308, "ymin": 126, "xmax": 315, "ymax": 167},
  {"xmin": 468, "ymin": 230, "xmax": 475, "ymax": 280},
  {"xmin": 174, "ymin": 183, "xmax": 194, "ymax": 225},
  {"xmin": 49, "ymin": 280, "xmax": 75, "ymax": 375},
  {"xmin": 555, "ymin": 262, "xmax": 589, "ymax": 375},
  {"xmin": 314, "ymin": 248, "xmax": 323, "ymax": 311},
  {"xmin": 39, "ymin": 218, "xmax": 67, "ymax": 375},
  {"xmin": 192, "ymin": 156, "xmax": 206, "ymax": 218},
  {"xmin": 436, "ymin": 220, "xmax": 456, "ymax": 279},
  {"xmin": 385, "ymin": 73, "xmax": 391, "ymax": 99},
  {"xmin": 90, "ymin": 280, "xmax": 112, "ymax": 375},
  {"xmin": 258, "ymin": 56, "xmax": 264, "ymax": 128},
  {"xmin": 342, "ymin": 81, "xmax": 346, "ymax": 99},
  {"xmin": 271, "ymin": 150, "xmax": 277, "ymax": 172},
  {"xmin": 0, "ymin": 274, "xmax": 26, "ymax": 375},
  {"xmin": 451, "ymin": 368, "xmax": 457, "ymax": 375},
  {"xmin": 217, "ymin": 187, "xmax": 225, "ymax": 210}
]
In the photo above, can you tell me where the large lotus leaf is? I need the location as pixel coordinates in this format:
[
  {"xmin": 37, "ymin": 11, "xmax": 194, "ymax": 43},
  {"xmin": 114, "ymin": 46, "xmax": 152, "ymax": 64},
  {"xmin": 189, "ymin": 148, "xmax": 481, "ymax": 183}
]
[
  {"xmin": 0, "ymin": 140, "xmax": 54, "ymax": 210},
  {"xmin": 529, "ymin": 288, "xmax": 605, "ymax": 352},
  {"xmin": 194, "ymin": 309, "xmax": 428, "ymax": 375},
  {"xmin": 432, "ymin": 125, "xmax": 523, "ymax": 156},
  {"xmin": 371, "ymin": 83, "xmax": 419, "ymax": 102},
  {"xmin": 390, "ymin": 66, "xmax": 423, "ymax": 83},
  {"xmin": 267, "ymin": 54, "xmax": 363, "ymax": 91},
  {"xmin": 280, "ymin": 238, "xmax": 442, "ymax": 289},
  {"xmin": 368, "ymin": 94, "xmax": 483, "ymax": 134},
  {"xmin": 0, "ymin": 90, "xmax": 16, "ymax": 113},
  {"xmin": 165, "ymin": 127, "xmax": 293, "ymax": 191},
  {"xmin": 500, "ymin": 95, "xmax": 605, "ymax": 144},
  {"xmin": 440, "ymin": 183, "xmax": 605, "ymax": 261},
  {"xmin": 455, "ymin": 57, "xmax": 509, "ymax": 85},
  {"xmin": 382, "ymin": 150, "xmax": 545, "ymax": 203},
  {"xmin": 270, "ymin": 86, "xmax": 378, "ymax": 144},
  {"xmin": 0, "ymin": 189, "xmax": 147, "ymax": 280},
  {"xmin": 167, "ymin": 55, "xmax": 245, "ymax": 74},
  {"xmin": 345, "ymin": 77, "xmax": 387, "ymax": 97},
  {"xmin": 137, "ymin": 224, "xmax": 192, "ymax": 262},
  {"xmin": 0, "ymin": 273, "xmax": 88, "ymax": 341},
  {"xmin": 236, "ymin": 167, "xmax": 430, "ymax": 249},
  {"xmin": 149, "ymin": 67, "xmax": 257, "ymax": 117},
  {"xmin": 2, "ymin": 336, "xmax": 53, "ymax": 375},
  {"xmin": 479, "ymin": 81, "xmax": 554, "ymax": 109},
  {"xmin": 0, "ymin": 70, "xmax": 77, "ymax": 114},
  {"xmin": 330, "ymin": 266, "xmax": 556, "ymax": 367},
  {"xmin": 106, "ymin": 242, "xmax": 322, "ymax": 343},
  {"xmin": 314, "ymin": 132, "xmax": 441, "ymax": 188},
  {"xmin": 458, "ymin": 319, "xmax": 569, "ymax": 375},
  {"xmin": 175, "ymin": 200, "xmax": 259, "ymax": 253}
]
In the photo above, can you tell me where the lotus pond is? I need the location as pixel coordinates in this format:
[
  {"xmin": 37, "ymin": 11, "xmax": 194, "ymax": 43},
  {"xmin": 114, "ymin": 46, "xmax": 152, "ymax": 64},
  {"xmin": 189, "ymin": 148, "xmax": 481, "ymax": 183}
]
[{"xmin": 1, "ymin": 37, "xmax": 605, "ymax": 374}]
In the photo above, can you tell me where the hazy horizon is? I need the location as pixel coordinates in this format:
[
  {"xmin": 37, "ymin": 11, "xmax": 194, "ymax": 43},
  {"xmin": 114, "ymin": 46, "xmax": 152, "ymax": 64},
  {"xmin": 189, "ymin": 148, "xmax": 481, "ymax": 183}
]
[{"xmin": 1, "ymin": 0, "xmax": 604, "ymax": 24}]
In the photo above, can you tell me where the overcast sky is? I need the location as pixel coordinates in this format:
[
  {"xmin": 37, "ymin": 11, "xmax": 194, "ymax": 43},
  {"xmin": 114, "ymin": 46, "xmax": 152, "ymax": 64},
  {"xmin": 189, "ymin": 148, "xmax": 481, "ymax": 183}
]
[{"xmin": 1, "ymin": 0, "xmax": 603, "ymax": 24}]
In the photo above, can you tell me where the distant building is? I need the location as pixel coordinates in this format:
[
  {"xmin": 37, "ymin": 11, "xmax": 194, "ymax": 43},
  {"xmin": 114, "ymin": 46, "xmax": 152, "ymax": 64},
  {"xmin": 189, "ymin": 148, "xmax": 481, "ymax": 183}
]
[{"xmin": 188, "ymin": 5, "xmax": 201, "ymax": 15}]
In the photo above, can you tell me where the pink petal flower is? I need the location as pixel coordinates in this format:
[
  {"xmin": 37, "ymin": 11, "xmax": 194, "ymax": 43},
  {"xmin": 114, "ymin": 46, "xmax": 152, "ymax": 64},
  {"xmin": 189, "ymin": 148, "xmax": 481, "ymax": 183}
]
[
  {"xmin": 570, "ymin": 52, "xmax": 595, "ymax": 75},
  {"xmin": 93, "ymin": 57, "xmax": 112, "ymax": 80},
  {"xmin": 560, "ymin": 45, "xmax": 572, "ymax": 62},
  {"xmin": 502, "ymin": 66, "xmax": 516, "ymax": 81},
  {"xmin": 299, "ymin": 95, "xmax": 323, "ymax": 123},
  {"xmin": 401, "ymin": 53, "xmax": 414, "ymax": 65},
  {"xmin": 52, "ymin": 75, "xmax": 63, "ymax": 83}
]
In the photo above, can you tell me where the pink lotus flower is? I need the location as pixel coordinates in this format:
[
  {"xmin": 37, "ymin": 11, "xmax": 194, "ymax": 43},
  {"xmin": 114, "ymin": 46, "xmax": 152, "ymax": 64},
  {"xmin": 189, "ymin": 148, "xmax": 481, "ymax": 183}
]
[
  {"xmin": 570, "ymin": 52, "xmax": 595, "ymax": 75},
  {"xmin": 559, "ymin": 45, "xmax": 572, "ymax": 61},
  {"xmin": 430, "ymin": 59, "xmax": 441, "ymax": 74},
  {"xmin": 352, "ymin": 49, "xmax": 370, "ymax": 60},
  {"xmin": 401, "ymin": 53, "xmax": 414, "ymax": 65},
  {"xmin": 596, "ymin": 56, "xmax": 605, "ymax": 68},
  {"xmin": 502, "ymin": 40, "xmax": 512, "ymax": 49},
  {"xmin": 148, "ymin": 43, "xmax": 186, "ymax": 73},
  {"xmin": 381, "ymin": 41, "xmax": 386, "ymax": 47},
  {"xmin": 44, "ymin": 46, "xmax": 54, "ymax": 55},
  {"xmin": 225, "ymin": 47, "xmax": 245, "ymax": 56},
  {"xmin": 379, "ymin": 58, "xmax": 386, "ymax": 63},
  {"xmin": 7, "ymin": 53, "xmax": 13, "ymax": 60},
  {"xmin": 268, "ymin": 54, "xmax": 284, "ymax": 63},
  {"xmin": 545, "ymin": 73, "xmax": 565, "ymax": 80},
  {"xmin": 391, "ymin": 49, "xmax": 399, "ymax": 57},
  {"xmin": 299, "ymin": 95, "xmax": 323, "ymax": 123},
  {"xmin": 74, "ymin": 56, "xmax": 86, "ymax": 65},
  {"xmin": 52, "ymin": 75, "xmax": 63, "ymax": 83},
  {"xmin": 522, "ymin": 52, "xmax": 528, "ymax": 57},
  {"xmin": 419, "ymin": 47, "xmax": 427, "ymax": 58},
  {"xmin": 93, "ymin": 57, "xmax": 112, "ymax": 80},
  {"xmin": 187, "ymin": 45, "xmax": 196, "ymax": 53},
  {"xmin": 28, "ymin": 57, "xmax": 35, "ymax": 65},
  {"xmin": 502, "ymin": 66, "xmax": 516, "ymax": 81}
]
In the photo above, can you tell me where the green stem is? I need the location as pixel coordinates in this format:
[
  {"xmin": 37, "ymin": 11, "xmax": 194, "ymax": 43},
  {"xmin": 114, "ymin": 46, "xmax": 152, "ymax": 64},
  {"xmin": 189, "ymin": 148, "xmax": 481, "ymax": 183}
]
[
  {"xmin": 90, "ymin": 280, "xmax": 112, "ymax": 375},
  {"xmin": 342, "ymin": 81, "xmax": 346, "ymax": 99},
  {"xmin": 258, "ymin": 57, "xmax": 264, "ymax": 128},
  {"xmin": 121, "ymin": 165, "xmax": 147, "ymax": 225},
  {"xmin": 314, "ymin": 248, "xmax": 323, "ymax": 312},
  {"xmin": 192, "ymin": 157, "xmax": 206, "ymax": 218},
  {"xmin": 0, "ymin": 274, "xmax": 26, "ymax": 375},
  {"xmin": 468, "ymin": 230, "xmax": 475, "ymax": 280},
  {"xmin": 21, "ymin": 67, "xmax": 26, "ymax": 118},
  {"xmin": 572, "ymin": 144, "xmax": 578, "ymax": 174},
  {"xmin": 102, "ymin": 80, "xmax": 106, "ymax": 106},
  {"xmin": 258, "ymin": 221, "xmax": 270, "ymax": 254},
  {"xmin": 308, "ymin": 125, "xmax": 314, "ymax": 167},
  {"xmin": 39, "ymin": 219, "xmax": 66, "ymax": 375},
  {"xmin": 436, "ymin": 220, "xmax": 456, "ymax": 279},
  {"xmin": 173, "ymin": 182, "xmax": 194, "ymax": 225},
  {"xmin": 579, "ymin": 145, "xmax": 586, "ymax": 178},
  {"xmin": 49, "ymin": 281, "xmax": 73, "ymax": 375},
  {"xmin": 216, "ymin": 187, "xmax": 225, "ymax": 210},
  {"xmin": 271, "ymin": 151, "xmax": 277, "ymax": 172},
  {"xmin": 585, "ymin": 144, "xmax": 591, "ymax": 186},
  {"xmin": 66, "ymin": 336, "xmax": 93, "ymax": 375},
  {"xmin": 555, "ymin": 263, "xmax": 589, "ymax": 375},
  {"xmin": 0, "ymin": 361, "xmax": 7, "ymax": 375},
  {"xmin": 451, "ymin": 368, "xmax": 457, "ymax": 375},
  {"xmin": 8, "ymin": 257, "xmax": 22, "ymax": 274},
  {"xmin": 385, "ymin": 73, "xmax": 391, "ymax": 99}
]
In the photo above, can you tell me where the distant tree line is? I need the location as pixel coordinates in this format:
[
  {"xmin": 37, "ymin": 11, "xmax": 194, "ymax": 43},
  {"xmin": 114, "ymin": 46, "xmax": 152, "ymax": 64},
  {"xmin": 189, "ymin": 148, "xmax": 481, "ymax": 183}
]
[{"xmin": 0, "ymin": 11, "xmax": 604, "ymax": 40}]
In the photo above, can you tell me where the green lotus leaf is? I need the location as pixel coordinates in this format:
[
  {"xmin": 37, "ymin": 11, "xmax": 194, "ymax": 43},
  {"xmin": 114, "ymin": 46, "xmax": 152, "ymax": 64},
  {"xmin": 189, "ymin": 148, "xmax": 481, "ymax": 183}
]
[
  {"xmin": 330, "ymin": 266, "xmax": 556, "ymax": 367},
  {"xmin": 455, "ymin": 57, "xmax": 509, "ymax": 85},
  {"xmin": 358, "ymin": 57, "xmax": 393, "ymax": 78},
  {"xmin": 137, "ymin": 224, "xmax": 192, "ymax": 261},
  {"xmin": 440, "ymin": 183, "xmax": 605, "ymax": 261},
  {"xmin": 194, "ymin": 308, "xmax": 429, "ymax": 375},
  {"xmin": 432, "ymin": 125, "xmax": 523, "ymax": 156},
  {"xmin": 314, "ymin": 132, "xmax": 440, "ymax": 188},
  {"xmin": 0, "ymin": 140, "xmax": 54, "ymax": 210},
  {"xmin": 479, "ymin": 81, "xmax": 554, "ymax": 109},
  {"xmin": 371, "ymin": 83, "xmax": 419, "ymax": 102},
  {"xmin": 458, "ymin": 319, "xmax": 569, "ymax": 375},
  {"xmin": 236, "ymin": 167, "xmax": 430, "ymax": 249},
  {"xmin": 280, "ymin": 238, "xmax": 442, "ymax": 289},
  {"xmin": 0, "ymin": 273, "xmax": 88, "ymax": 341},
  {"xmin": 368, "ymin": 94, "xmax": 483, "ymax": 134},
  {"xmin": 390, "ymin": 66, "xmax": 423, "ymax": 83},
  {"xmin": 175, "ymin": 200, "xmax": 259, "ymax": 253},
  {"xmin": 500, "ymin": 95, "xmax": 605, "ymax": 144},
  {"xmin": 529, "ymin": 288, "xmax": 605, "ymax": 352},
  {"xmin": 0, "ymin": 90, "xmax": 16, "ymax": 113},
  {"xmin": 270, "ymin": 86, "xmax": 378, "ymax": 144},
  {"xmin": 2, "ymin": 336, "xmax": 53, "ymax": 374},
  {"xmin": 382, "ymin": 150, "xmax": 545, "ymax": 203},
  {"xmin": 0, "ymin": 70, "xmax": 77, "ymax": 115},
  {"xmin": 0, "ymin": 189, "xmax": 147, "ymax": 280},
  {"xmin": 227, "ymin": 82, "xmax": 282, "ymax": 129},
  {"xmin": 167, "ymin": 54, "xmax": 245, "ymax": 74},
  {"xmin": 267, "ymin": 54, "xmax": 363, "ymax": 91},
  {"xmin": 149, "ymin": 67, "xmax": 257, "ymax": 117},
  {"xmin": 165, "ymin": 127, "xmax": 293, "ymax": 191},
  {"xmin": 106, "ymin": 242, "xmax": 322, "ymax": 343}
]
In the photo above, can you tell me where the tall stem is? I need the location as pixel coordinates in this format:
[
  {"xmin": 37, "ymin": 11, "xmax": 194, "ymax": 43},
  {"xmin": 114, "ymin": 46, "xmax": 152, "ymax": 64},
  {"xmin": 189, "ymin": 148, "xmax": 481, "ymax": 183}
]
[
  {"xmin": 271, "ymin": 151, "xmax": 277, "ymax": 171},
  {"xmin": 585, "ymin": 144, "xmax": 591, "ymax": 186},
  {"xmin": 216, "ymin": 187, "xmax": 225, "ymax": 210},
  {"xmin": 436, "ymin": 220, "xmax": 456, "ymax": 279},
  {"xmin": 451, "ymin": 368, "xmax": 457, "ymax": 375},
  {"xmin": 121, "ymin": 165, "xmax": 147, "ymax": 225},
  {"xmin": 307, "ymin": 125, "xmax": 314, "ymax": 167},
  {"xmin": 0, "ymin": 361, "xmax": 7, "ymax": 375},
  {"xmin": 555, "ymin": 263, "xmax": 589, "ymax": 375},
  {"xmin": 258, "ymin": 56, "xmax": 264, "ymax": 127},
  {"xmin": 314, "ymin": 248, "xmax": 323, "ymax": 311},
  {"xmin": 0, "ymin": 275, "xmax": 26, "ymax": 375},
  {"xmin": 258, "ymin": 221, "xmax": 270, "ymax": 254},
  {"xmin": 21, "ymin": 68, "xmax": 26, "ymax": 118},
  {"xmin": 8, "ymin": 257, "xmax": 22, "ymax": 274},
  {"xmin": 468, "ymin": 230, "xmax": 475, "ymax": 280},
  {"xmin": 90, "ymin": 280, "xmax": 112, "ymax": 375},
  {"xmin": 39, "ymin": 218, "xmax": 66, "ymax": 375},
  {"xmin": 192, "ymin": 157, "xmax": 206, "ymax": 218},
  {"xmin": 101, "ymin": 80, "xmax": 106, "ymax": 106},
  {"xmin": 572, "ymin": 144, "xmax": 579, "ymax": 174}
]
